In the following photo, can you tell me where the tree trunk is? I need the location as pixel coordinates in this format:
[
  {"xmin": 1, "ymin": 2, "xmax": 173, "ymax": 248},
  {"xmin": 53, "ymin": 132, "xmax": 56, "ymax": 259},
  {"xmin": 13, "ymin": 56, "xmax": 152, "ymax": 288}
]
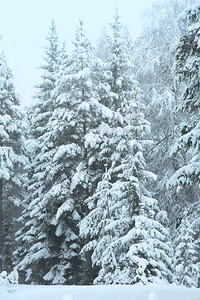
[{"xmin": 82, "ymin": 88, "xmax": 92, "ymax": 273}]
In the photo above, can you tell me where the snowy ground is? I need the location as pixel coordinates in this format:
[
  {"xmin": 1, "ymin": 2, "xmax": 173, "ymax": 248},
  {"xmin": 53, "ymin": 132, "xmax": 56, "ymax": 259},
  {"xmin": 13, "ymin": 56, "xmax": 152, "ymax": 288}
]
[{"xmin": 1, "ymin": 284, "xmax": 200, "ymax": 300}]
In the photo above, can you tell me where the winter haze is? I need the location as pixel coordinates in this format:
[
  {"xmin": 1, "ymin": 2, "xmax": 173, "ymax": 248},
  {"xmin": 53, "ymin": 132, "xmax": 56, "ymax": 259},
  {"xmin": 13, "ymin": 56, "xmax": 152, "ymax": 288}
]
[
  {"xmin": 0, "ymin": 0, "xmax": 200, "ymax": 296},
  {"xmin": 0, "ymin": 0, "xmax": 159, "ymax": 107}
]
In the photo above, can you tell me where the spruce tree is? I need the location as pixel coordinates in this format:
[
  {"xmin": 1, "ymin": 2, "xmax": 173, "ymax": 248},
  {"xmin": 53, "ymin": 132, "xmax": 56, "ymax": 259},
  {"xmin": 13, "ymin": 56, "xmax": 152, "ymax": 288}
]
[
  {"xmin": 50, "ymin": 20, "xmax": 116, "ymax": 284},
  {"xmin": 169, "ymin": 3, "xmax": 200, "ymax": 190},
  {"xmin": 0, "ymin": 52, "xmax": 25, "ymax": 272},
  {"xmin": 14, "ymin": 22, "xmax": 81, "ymax": 285},
  {"xmin": 81, "ymin": 13, "xmax": 173, "ymax": 284}
]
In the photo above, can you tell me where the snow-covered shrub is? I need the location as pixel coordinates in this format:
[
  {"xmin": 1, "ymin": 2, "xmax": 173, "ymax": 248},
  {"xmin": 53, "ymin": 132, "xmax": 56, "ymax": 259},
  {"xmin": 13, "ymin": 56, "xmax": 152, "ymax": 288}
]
[{"xmin": 0, "ymin": 270, "xmax": 18, "ymax": 293}]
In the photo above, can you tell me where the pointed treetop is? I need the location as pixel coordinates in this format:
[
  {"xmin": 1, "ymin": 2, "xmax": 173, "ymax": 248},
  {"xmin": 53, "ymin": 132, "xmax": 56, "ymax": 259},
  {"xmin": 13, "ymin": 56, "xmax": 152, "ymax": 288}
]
[
  {"xmin": 72, "ymin": 19, "xmax": 92, "ymax": 61},
  {"xmin": 73, "ymin": 19, "xmax": 88, "ymax": 45},
  {"xmin": 0, "ymin": 51, "xmax": 20, "ymax": 107},
  {"xmin": 0, "ymin": 51, "xmax": 12, "ymax": 78},
  {"xmin": 110, "ymin": 9, "xmax": 123, "ymax": 37},
  {"xmin": 43, "ymin": 20, "xmax": 59, "ymax": 65},
  {"xmin": 46, "ymin": 19, "xmax": 58, "ymax": 45}
]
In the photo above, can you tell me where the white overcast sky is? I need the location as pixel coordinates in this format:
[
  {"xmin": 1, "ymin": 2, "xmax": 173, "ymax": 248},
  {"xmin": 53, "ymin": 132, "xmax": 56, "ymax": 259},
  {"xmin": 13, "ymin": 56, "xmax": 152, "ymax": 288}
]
[{"xmin": 0, "ymin": 0, "xmax": 160, "ymax": 108}]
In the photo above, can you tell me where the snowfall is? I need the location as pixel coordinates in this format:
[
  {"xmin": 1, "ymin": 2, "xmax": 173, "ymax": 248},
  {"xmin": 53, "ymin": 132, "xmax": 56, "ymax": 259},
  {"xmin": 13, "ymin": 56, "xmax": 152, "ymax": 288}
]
[{"xmin": 1, "ymin": 284, "xmax": 200, "ymax": 300}]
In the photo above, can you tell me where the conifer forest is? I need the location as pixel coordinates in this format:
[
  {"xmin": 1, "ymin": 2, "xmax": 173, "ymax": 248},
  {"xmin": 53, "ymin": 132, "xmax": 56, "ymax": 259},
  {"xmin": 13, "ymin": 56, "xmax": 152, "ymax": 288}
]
[{"xmin": 0, "ymin": 0, "xmax": 199, "ymax": 288}]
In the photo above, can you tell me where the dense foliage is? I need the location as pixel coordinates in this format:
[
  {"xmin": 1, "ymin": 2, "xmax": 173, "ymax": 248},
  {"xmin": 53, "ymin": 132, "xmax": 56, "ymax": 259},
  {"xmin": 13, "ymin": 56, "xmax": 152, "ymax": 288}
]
[
  {"xmin": 0, "ymin": 53, "xmax": 26, "ymax": 273},
  {"xmin": 0, "ymin": 0, "xmax": 199, "ymax": 287}
]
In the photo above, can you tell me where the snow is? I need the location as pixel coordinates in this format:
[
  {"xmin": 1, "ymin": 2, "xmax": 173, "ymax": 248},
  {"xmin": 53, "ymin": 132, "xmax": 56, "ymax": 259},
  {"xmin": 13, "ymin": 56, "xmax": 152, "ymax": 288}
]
[
  {"xmin": 148, "ymin": 292, "xmax": 159, "ymax": 300},
  {"xmin": 178, "ymin": 3, "xmax": 200, "ymax": 27},
  {"xmin": 1, "ymin": 284, "xmax": 199, "ymax": 300},
  {"xmin": 56, "ymin": 200, "xmax": 74, "ymax": 220},
  {"xmin": 61, "ymin": 296, "xmax": 73, "ymax": 300},
  {"xmin": 78, "ymin": 101, "xmax": 90, "ymax": 112},
  {"xmin": 53, "ymin": 144, "xmax": 80, "ymax": 162},
  {"xmin": 84, "ymin": 132, "xmax": 101, "ymax": 149}
]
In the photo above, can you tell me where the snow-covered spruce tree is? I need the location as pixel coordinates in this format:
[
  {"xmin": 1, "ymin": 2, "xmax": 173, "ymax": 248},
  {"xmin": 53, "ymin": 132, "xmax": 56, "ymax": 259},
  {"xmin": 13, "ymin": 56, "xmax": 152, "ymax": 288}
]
[
  {"xmin": 15, "ymin": 21, "xmax": 82, "ymax": 285},
  {"xmin": 169, "ymin": 3, "xmax": 200, "ymax": 192},
  {"xmin": 14, "ymin": 20, "xmax": 61, "ymax": 284},
  {"xmin": 50, "ymin": 20, "xmax": 116, "ymax": 284},
  {"xmin": 0, "ymin": 52, "xmax": 26, "ymax": 273},
  {"xmin": 175, "ymin": 209, "xmax": 199, "ymax": 287},
  {"xmin": 133, "ymin": 0, "xmax": 196, "ymax": 230},
  {"xmin": 81, "ymin": 26, "xmax": 174, "ymax": 282}
]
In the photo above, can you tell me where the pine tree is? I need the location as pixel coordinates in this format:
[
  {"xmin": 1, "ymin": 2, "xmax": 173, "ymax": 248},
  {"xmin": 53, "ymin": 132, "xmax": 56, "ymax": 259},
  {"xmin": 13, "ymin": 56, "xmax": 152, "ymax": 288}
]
[
  {"xmin": 0, "ymin": 52, "xmax": 25, "ymax": 272},
  {"xmin": 175, "ymin": 210, "xmax": 199, "ymax": 287}
]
